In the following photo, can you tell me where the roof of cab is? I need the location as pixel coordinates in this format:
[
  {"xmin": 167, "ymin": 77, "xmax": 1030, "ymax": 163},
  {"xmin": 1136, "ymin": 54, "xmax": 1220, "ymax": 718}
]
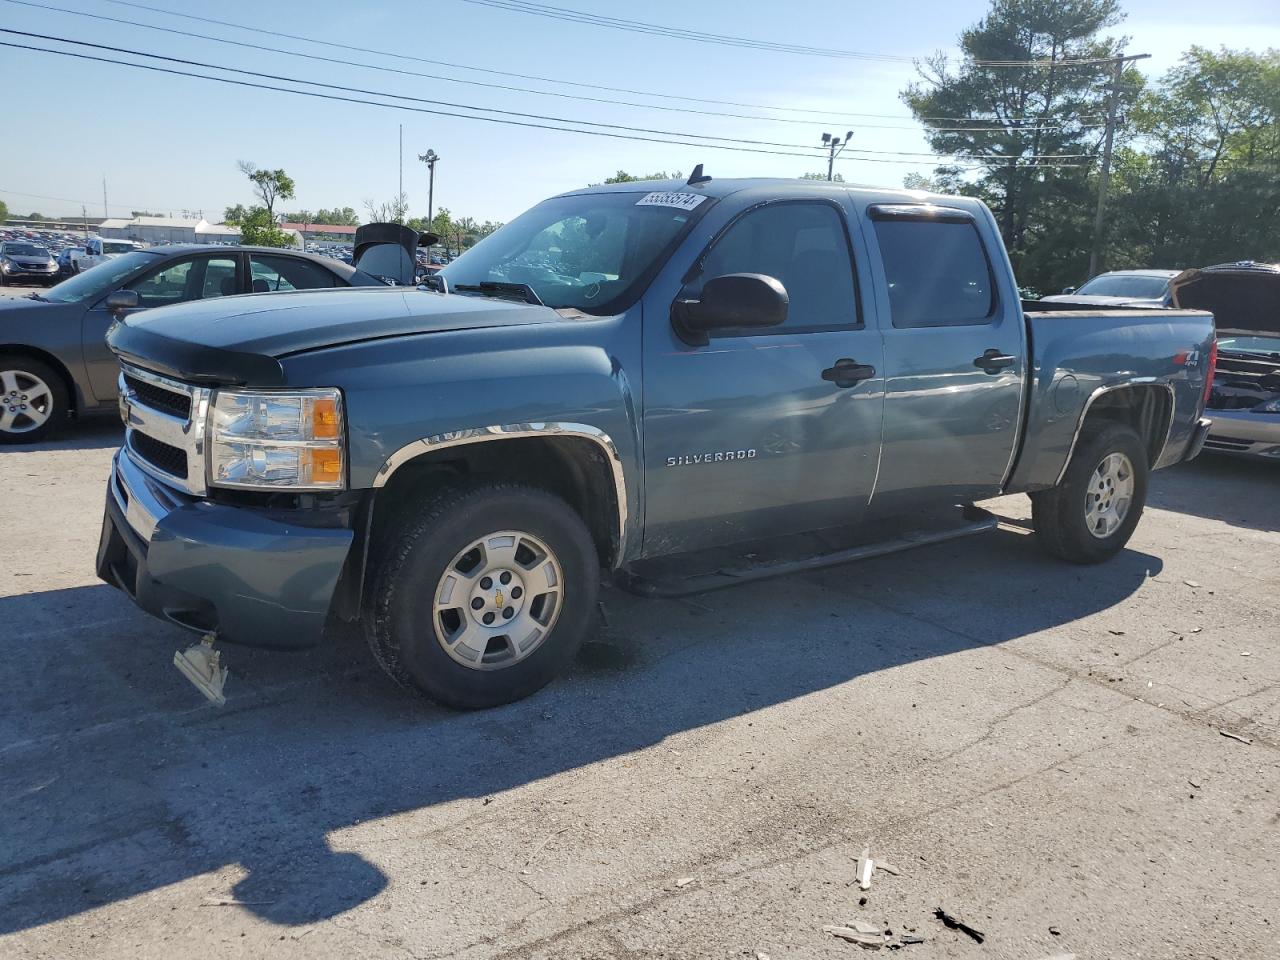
[{"xmin": 555, "ymin": 176, "xmax": 978, "ymax": 209}]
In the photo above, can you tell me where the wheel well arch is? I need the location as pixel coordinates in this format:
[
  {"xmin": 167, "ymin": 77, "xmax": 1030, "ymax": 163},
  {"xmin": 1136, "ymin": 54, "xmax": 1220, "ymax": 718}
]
[
  {"xmin": 0, "ymin": 344, "xmax": 80, "ymax": 414},
  {"xmin": 371, "ymin": 431, "xmax": 626, "ymax": 570},
  {"xmin": 1060, "ymin": 383, "xmax": 1174, "ymax": 483}
]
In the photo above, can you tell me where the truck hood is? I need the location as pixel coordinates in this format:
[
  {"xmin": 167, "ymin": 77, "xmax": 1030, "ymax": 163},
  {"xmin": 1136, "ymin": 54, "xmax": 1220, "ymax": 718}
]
[
  {"xmin": 108, "ymin": 286, "xmax": 565, "ymax": 385},
  {"xmin": 1170, "ymin": 261, "xmax": 1280, "ymax": 337}
]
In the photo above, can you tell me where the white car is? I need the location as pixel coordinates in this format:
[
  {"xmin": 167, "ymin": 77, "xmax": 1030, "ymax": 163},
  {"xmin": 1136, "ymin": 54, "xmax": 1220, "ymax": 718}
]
[
  {"xmin": 1040, "ymin": 269, "xmax": 1181, "ymax": 307},
  {"xmin": 69, "ymin": 237, "xmax": 143, "ymax": 274}
]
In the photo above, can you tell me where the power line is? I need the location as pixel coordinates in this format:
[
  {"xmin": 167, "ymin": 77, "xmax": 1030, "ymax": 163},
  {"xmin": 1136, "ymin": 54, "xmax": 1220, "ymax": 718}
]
[
  {"xmin": 0, "ymin": 0, "xmax": 1107, "ymax": 134},
  {"xmin": 0, "ymin": 30, "xmax": 1095, "ymax": 164},
  {"xmin": 29, "ymin": 0, "xmax": 1106, "ymax": 125},
  {"xmin": 456, "ymin": 0, "xmax": 1129, "ymax": 68}
]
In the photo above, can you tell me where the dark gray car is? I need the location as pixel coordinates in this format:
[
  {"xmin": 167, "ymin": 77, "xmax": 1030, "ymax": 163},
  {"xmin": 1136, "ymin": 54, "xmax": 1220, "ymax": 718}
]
[
  {"xmin": 0, "ymin": 240, "xmax": 59, "ymax": 286},
  {"xmin": 0, "ymin": 245, "xmax": 382, "ymax": 442}
]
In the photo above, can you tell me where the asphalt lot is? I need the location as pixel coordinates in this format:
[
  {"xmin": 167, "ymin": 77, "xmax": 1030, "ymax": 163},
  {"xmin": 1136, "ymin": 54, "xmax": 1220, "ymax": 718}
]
[{"xmin": 1, "ymin": 325, "xmax": 1278, "ymax": 958}]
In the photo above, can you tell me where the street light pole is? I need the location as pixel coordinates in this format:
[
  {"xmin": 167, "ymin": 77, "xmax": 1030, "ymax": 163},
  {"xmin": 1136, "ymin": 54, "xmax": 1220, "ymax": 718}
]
[
  {"xmin": 821, "ymin": 131, "xmax": 854, "ymax": 181},
  {"xmin": 1087, "ymin": 53, "xmax": 1150, "ymax": 279},
  {"xmin": 418, "ymin": 149, "xmax": 439, "ymax": 230}
]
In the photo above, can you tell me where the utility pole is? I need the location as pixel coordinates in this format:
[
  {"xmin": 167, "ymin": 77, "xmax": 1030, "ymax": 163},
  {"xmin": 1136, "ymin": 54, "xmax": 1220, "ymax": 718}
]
[
  {"xmin": 418, "ymin": 149, "xmax": 439, "ymax": 230},
  {"xmin": 1088, "ymin": 53, "xmax": 1150, "ymax": 279},
  {"xmin": 398, "ymin": 125, "xmax": 403, "ymax": 222},
  {"xmin": 81, "ymin": 205, "xmax": 88, "ymax": 237},
  {"xmin": 821, "ymin": 131, "xmax": 853, "ymax": 181},
  {"xmin": 102, "ymin": 177, "xmax": 108, "ymax": 218}
]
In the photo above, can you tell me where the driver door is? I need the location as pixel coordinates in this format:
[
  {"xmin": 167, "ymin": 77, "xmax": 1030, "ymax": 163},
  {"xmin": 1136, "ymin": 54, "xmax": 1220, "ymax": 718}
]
[{"xmin": 640, "ymin": 198, "xmax": 885, "ymax": 555}]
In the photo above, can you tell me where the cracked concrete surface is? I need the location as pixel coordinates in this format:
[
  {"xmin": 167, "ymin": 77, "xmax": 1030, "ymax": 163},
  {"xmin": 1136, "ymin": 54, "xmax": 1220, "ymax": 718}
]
[{"xmin": 1, "ymin": 422, "xmax": 1277, "ymax": 959}]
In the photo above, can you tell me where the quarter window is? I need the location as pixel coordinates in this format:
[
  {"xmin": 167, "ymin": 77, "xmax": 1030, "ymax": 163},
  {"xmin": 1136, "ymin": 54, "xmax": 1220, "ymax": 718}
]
[
  {"xmin": 250, "ymin": 254, "xmax": 340, "ymax": 293},
  {"xmin": 873, "ymin": 220, "xmax": 995, "ymax": 327},
  {"xmin": 698, "ymin": 202, "xmax": 859, "ymax": 332}
]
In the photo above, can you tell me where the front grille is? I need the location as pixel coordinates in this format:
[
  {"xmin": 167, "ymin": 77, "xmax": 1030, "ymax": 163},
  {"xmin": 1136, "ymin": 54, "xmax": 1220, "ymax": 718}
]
[
  {"xmin": 130, "ymin": 431, "xmax": 189, "ymax": 479},
  {"xmin": 124, "ymin": 373, "xmax": 191, "ymax": 419}
]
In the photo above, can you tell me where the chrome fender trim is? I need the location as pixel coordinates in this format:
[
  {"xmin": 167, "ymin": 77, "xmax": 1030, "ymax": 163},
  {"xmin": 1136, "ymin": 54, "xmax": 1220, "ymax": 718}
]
[
  {"xmin": 372, "ymin": 423, "xmax": 630, "ymax": 565},
  {"xmin": 1054, "ymin": 380, "xmax": 1176, "ymax": 487}
]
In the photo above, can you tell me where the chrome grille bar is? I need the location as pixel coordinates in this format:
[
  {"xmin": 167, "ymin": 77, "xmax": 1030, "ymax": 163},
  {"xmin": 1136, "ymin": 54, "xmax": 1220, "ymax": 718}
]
[{"xmin": 118, "ymin": 362, "xmax": 212, "ymax": 496}]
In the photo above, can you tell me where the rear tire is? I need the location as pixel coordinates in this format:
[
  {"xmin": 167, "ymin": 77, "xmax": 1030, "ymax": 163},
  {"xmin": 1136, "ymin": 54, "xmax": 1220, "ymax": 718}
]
[
  {"xmin": 0, "ymin": 354, "xmax": 67, "ymax": 444},
  {"xmin": 1031, "ymin": 422, "xmax": 1149, "ymax": 564},
  {"xmin": 366, "ymin": 481, "xmax": 599, "ymax": 709}
]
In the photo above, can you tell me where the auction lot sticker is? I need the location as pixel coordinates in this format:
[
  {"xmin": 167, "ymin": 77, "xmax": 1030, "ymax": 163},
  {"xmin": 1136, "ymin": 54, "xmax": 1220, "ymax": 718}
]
[{"xmin": 636, "ymin": 192, "xmax": 707, "ymax": 210}]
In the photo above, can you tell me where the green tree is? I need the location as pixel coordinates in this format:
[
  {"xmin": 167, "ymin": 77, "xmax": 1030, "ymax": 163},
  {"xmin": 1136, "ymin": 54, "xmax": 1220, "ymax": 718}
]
[
  {"xmin": 223, "ymin": 203, "xmax": 249, "ymax": 225},
  {"xmin": 592, "ymin": 170, "xmax": 683, "ymax": 185},
  {"xmin": 800, "ymin": 172, "xmax": 845, "ymax": 182},
  {"xmin": 236, "ymin": 206, "xmax": 295, "ymax": 248},
  {"xmin": 902, "ymin": 0, "xmax": 1136, "ymax": 290},
  {"xmin": 130, "ymin": 210, "xmax": 164, "ymax": 217},
  {"xmin": 236, "ymin": 161, "xmax": 295, "ymax": 221},
  {"xmin": 363, "ymin": 194, "xmax": 409, "ymax": 224},
  {"xmin": 0, "ymin": 199, "xmax": 8, "ymax": 223},
  {"xmin": 313, "ymin": 206, "xmax": 359, "ymax": 226}
]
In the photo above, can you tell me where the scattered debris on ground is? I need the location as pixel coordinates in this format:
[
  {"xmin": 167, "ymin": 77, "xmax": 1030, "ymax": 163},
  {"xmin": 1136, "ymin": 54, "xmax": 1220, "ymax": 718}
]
[
  {"xmin": 1219, "ymin": 730, "xmax": 1254, "ymax": 745},
  {"xmin": 857, "ymin": 848, "xmax": 875, "ymax": 890},
  {"xmin": 824, "ymin": 923, "xmax": 886, "ymax": 948},
  {"xmin": 675, "ymin": 877, "xmax": 696, "ymax": 888},
  {"xmin": 934, "ymin": 907, "xmax": 985, "ymax": 943}
]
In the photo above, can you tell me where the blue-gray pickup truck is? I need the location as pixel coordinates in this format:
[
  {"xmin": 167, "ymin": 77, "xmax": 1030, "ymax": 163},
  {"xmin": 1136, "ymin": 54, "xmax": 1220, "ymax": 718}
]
[{"xmin": 97, "ymin": 176, "xmax": 1216, "ymax": 709}]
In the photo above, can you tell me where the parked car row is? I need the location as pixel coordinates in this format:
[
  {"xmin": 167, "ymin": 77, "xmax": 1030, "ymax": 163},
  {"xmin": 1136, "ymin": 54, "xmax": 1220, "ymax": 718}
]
[{"xmin": 0, "ymin": 245, "xmax": 383, "ymax": 441}]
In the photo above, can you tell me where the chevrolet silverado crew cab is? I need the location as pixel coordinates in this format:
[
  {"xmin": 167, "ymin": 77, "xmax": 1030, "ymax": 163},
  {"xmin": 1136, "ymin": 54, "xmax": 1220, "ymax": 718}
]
[{"xmin": 96, "ymin": 176, "xmax": 1217, "ymax": 709}]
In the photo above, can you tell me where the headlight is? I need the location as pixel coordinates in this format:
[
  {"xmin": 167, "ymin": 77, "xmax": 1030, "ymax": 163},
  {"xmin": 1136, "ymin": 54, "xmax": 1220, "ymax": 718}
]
[
  {"xmin": 208, "ymin": 388, "xmax": 345, "ymax": 490},
  {"xmin": 1256, "ymin": 397, "xmax": 1280, "ymax": 414}
]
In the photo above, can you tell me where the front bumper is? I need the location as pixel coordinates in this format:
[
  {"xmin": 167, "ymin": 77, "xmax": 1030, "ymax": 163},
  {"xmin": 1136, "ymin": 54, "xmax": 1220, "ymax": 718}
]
[
  {"xmin": 1202, "ymin": 409, "xmax": 1280, "ymax": 462},
  {"xmin": 2, "ymin": 264, "xmax": 58, "ymax": 280},
  {"xmin": 96, "ymin": 449, "xmax": 357, "ymax": 648}
]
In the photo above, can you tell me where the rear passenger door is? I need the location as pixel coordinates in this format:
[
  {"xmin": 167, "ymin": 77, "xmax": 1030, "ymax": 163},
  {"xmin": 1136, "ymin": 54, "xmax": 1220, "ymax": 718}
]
[
  {"xmin": 863, "ymin": 203, "xmax": 1025, "ymax": 518},
  {"xmin": 249, "ymin": 253, "xmax": 342, "ymax": 293}
]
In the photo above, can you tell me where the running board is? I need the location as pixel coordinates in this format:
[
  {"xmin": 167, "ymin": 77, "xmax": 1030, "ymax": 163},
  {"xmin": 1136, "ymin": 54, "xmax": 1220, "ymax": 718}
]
[{"xmin": 615, "ymin": 514, "xmax": 999, "ymax": 598}]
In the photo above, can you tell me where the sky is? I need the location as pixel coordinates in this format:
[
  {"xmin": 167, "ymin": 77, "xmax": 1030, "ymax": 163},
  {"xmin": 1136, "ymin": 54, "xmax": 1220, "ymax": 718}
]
[{"xmin": 1, "ymin": 0, "xmax": 1278, "ymax": 227}]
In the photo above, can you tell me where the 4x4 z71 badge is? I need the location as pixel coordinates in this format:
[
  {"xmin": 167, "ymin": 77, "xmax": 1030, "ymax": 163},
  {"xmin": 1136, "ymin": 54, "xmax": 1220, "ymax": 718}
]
[{"xmin": 666, "ymin": 449, "xmax": 757, "ymax": 466}]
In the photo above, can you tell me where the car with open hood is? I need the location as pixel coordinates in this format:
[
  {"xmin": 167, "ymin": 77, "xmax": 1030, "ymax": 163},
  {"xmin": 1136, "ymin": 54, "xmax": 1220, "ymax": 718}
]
[{"xmin": 1174, "ymin": 261, "xmax": 1280, "ymax": 461}]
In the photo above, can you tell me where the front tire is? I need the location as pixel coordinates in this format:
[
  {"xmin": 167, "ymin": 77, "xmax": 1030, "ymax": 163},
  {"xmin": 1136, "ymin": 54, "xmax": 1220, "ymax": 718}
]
[
  {"xmin": 366, "ymin": 482, "xmax": 600, "ymax": 709},
  {"xmin": 0, "ymin": 355, "xmax": 67, "ymax": 444},
  {"xmin": 1031, "ymin": 422, "xmax": 1149, "ymax": 564}
]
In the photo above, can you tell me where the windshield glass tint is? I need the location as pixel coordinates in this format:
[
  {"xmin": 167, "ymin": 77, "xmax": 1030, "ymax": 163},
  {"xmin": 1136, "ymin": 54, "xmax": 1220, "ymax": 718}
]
[
  {"xmin": 1218, "ymin": 335, "xmax": 1280, "ymax": 354},
  {"xmin": 1076, "ymin": 274, "xmax": 1170, "ymax": 299},
  {"xmin": 4, "ymin": 243, "xmax": 44, "ymax": 257},
  {"xmin": 42, "ymin": 251, "xmax": 159, "ymax": 303},
  {"xmin": 438, "ymin": 191, "xmax": 712, "ymax": 314}
]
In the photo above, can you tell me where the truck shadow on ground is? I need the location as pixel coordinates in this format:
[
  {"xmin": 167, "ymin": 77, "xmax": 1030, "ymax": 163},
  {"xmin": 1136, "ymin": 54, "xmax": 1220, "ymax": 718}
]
[
  {"xmin": 0, "ymin": 523, "xmax": 1161, "ymax": 934},
  {"xmin": 1147, "ymin": 455, "xmax": 1280, "ymax": 533}
]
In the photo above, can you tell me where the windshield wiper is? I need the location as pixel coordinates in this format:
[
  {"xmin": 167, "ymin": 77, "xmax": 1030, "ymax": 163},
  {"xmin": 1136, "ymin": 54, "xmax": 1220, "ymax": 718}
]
[
  {"xmin": 25, "ymin": 292, "xmax": 49, "ymax": 302},
  {"xmin": 453, "ymin": 281, "xmax": 543, "ymax": 306}
]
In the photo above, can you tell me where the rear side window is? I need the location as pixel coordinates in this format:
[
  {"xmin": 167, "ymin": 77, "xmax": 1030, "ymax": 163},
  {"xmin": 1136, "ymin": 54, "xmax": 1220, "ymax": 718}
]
[
  {"xmin": 250, "ymin": 254, "xmax": 340, "ymax": 293},
  {"xmin": 873, "ymin": 220, "xmax": 995, "ymax": 327},
  {"xmin": 698, "ymin": 201, "xmax": 859, "ymax": 332}
]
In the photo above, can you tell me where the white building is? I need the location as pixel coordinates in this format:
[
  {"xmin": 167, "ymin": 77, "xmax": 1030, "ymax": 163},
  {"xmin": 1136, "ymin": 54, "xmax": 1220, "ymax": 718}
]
[{"xmin": 98, "ymin": 216, "xmax": 245, "ymax": 245}]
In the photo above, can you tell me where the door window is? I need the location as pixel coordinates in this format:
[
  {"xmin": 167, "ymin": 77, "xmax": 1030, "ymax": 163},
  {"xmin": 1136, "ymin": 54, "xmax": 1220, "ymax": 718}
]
[
  {"xmin": 697, "ymin": 201, "xmax": 859, "ymax": 332},
  {"xmin": 126, "ymin": 256, "xmax": 237, "ymax": 307},
  {"xmin": 872, "ymin": 220, "xmax": 996, "ymax": 327},
  {"xmin": 250, "ymin": 254, "xmax": 339, "ymax": 293}
]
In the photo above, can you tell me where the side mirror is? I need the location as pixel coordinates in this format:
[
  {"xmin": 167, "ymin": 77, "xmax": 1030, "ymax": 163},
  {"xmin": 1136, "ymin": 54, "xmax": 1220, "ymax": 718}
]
[
  {"xmin": 673, "ymin": 273, "xmax": 788, "ymax": 346},
  {"xmin": 105, "ymin": 289, "xmax": 141, "ymax": 316},
  {"xmin": 1061, "ymin": 286, "xmax": 1076, "ymax": 295}
]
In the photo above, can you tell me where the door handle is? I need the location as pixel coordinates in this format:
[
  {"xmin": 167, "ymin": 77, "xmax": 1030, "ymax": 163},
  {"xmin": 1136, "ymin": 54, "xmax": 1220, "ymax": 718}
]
[
  {"xmin": 973, "ymin": 348, "xmax": 1017, "ymax": 374},
  {"xmin": 822, "ymin": 358, "xmax": 877, "ymax": 388}
]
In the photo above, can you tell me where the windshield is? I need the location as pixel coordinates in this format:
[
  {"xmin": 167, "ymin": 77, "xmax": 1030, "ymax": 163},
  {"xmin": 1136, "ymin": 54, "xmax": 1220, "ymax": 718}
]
[
  {"xmin": 438, "ymin": 191, "xmax": 713, "ymax": 314},
  {"xmin": 1076, "ymin": 274, "xmax": 1171, "ymax": 299},
  {"xmin": 4, "ymin": 243, "xmax": 44, "ymax": 257},
  {"xmin": 42, "ymin": 250, "xmax": 159, "ymax": 303},
  {"xmin": 103, "ymin": 241, "xmax": 137, "ymax": 254},
  {"xmin": 1218, "ymin": 334, "xmax": 1280, "ymax": 356}
]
